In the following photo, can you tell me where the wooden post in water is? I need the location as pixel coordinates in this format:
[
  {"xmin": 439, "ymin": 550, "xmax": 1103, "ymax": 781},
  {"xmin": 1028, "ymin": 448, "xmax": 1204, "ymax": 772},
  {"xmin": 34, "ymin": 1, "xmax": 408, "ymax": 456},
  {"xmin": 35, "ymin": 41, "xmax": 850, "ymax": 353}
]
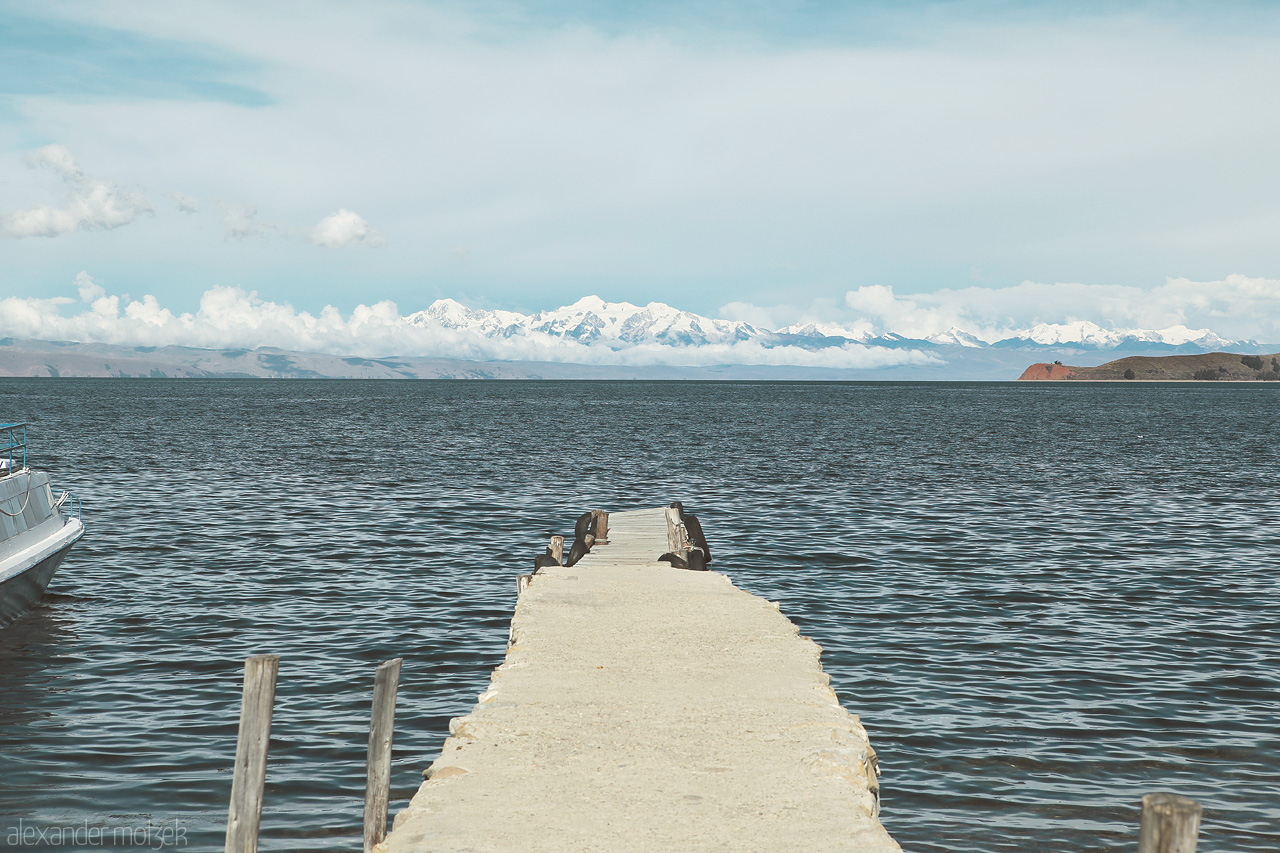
[
  {"xmin": 225, "ymin": 654, "xmax": 280, "ymax": 853},
  {"xmin": 363, "ymin": 658, "xmax": 403, "ymax": 853},
  {"xmin": 517, "ymin": 574, "xmax": 532, "ymax": 594},
  {"xmin": 550, "ymin": 535, "xmax": 564, "ymax": 565},
  {"xmin": 1138, "ymin": 792, "xmax": 1201, "ymax": 853}
]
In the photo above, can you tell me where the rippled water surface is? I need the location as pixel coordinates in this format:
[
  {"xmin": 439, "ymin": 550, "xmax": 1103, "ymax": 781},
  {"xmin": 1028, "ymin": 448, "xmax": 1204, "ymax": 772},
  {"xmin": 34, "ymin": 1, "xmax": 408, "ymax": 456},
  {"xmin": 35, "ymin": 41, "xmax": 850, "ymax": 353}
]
[{"xmin": 0, "ymin": 379, "xmax": 1277, "ymax": 852}]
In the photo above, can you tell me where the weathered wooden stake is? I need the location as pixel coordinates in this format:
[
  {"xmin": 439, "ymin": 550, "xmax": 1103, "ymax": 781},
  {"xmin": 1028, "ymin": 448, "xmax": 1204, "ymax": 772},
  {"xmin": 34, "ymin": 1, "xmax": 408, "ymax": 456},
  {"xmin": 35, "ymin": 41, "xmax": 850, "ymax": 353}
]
[
  {"xmin": 363, "ymin": 658, "xmax": 403, "ymax": 853},
  {"xmin": 517, "ymin": 573, "xmax": 532, "ymax": 594},
  {"xmin": 592, "ymin": 510, "xmax": 610, "ymax": 543},
  {"xmin": 225, "ymin": 654, "xmax": 280, "ymax": 853},
  {"xmin": 665, "ymin": 506, "xmax": 683, "ymax": 552},
  {"xmin": 1138, "ymin": 792, "xmax": 1202, "ymax": 853},
  {"xmin": 550, "ymin": 535, "xmax": 564, "ymax": 564}
]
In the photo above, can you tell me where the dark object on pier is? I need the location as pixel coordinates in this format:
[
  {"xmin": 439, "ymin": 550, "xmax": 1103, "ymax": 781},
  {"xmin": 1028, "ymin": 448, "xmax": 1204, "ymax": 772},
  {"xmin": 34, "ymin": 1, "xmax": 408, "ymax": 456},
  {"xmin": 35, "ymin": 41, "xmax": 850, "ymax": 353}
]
[
  {"xmin": 533, "ymin": 548, "xmax": 559, "ymax": 571},
  {"xmin": 574, "ymin": 511, "xmax": 594, "ymax": 540},
  {"xmin": 657, "ymin": 551, "xmax": 688, "ymax": 569},
  {"xmin": 686, "ymin": 548, "xmax": 708, "ymax": 571},
  {"xmin": 566, "ymin": 533, "xmax": 596, "ymax": 567},
  {"xmin": 683, "ymin": 514, "xmax": 711, "ymax": 563}
]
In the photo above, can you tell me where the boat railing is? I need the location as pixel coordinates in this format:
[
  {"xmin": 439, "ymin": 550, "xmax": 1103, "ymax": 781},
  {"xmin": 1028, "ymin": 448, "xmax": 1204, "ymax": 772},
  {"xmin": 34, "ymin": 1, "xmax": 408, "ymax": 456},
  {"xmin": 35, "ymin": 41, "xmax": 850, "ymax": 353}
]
[
  {"xmin": 0, "ymin": 422, "xmax": 27, "ymax": 474},
  {"xmin": 54, "ymin": 490, "xmax": 81, "ymax": 522}
]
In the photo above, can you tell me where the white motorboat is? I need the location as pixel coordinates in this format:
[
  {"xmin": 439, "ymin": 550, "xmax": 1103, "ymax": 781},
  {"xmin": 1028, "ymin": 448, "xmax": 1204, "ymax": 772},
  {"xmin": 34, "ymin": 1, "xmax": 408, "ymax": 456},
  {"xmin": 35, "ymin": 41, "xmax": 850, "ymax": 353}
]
[{"xmin": 0, "ymin": 423, "xmax": 84, "ymax": 626}]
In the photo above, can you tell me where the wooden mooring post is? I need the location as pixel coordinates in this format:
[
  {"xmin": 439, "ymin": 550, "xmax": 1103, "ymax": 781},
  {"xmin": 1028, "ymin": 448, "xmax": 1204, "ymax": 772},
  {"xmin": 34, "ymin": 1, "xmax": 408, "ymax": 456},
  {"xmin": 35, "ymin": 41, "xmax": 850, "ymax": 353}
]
[
  {"xmin": 224, "ymin": 654, "xmax": 280, "ymax": 853},
  {"xmin": 363, "ymin": 658, "xmax": 403, "ymax": 853},
  {"xmin": 665, "ymin": 505, "xmax": 687, "ymax": 553},
  {"xmin": 1138, "ymin": 792, "xmax": 1201, "ymax": 853},
  {"xmin": 549, "ymin": 535, "xmax": 564, "ymax": 564}
]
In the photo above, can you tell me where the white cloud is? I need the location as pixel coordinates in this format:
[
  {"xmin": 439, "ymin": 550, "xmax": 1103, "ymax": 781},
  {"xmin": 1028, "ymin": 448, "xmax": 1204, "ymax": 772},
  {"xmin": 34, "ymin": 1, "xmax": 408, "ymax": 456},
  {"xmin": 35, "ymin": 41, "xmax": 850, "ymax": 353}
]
[
  {"xmin": 170, "ymin": 192, "xmax": 200, "ymax": 214},
  {"xmin": 1, "ymin": 144, "xmax": 154, "ymax": 238},
  {"xmin": 844, "ymin": 285, "xmax": 942, "ymax": 333},
  {"xmin": 218, "ymin": 202, "xmax": 276, "ymax": 241},
  {"xmin": 216, "ymin": 203, "xmax": 385, "ymax": 247},
  {"xmin": 75, "ymin": 271, "xmax": 106, "ymax": 303},
  {"xmin": 0, "ymin": 278, "xmax": 937, "ymax": 370},
  {"xmin": 309, "ymin": 208, "xmax": 386, "ymax": 248},
  {"xmin": 844, "ymin": 277, "xmax": 1280, "ymax": 341},
  {"xmin": 724, "ymin": 276, "xmax": 1280, "ymax": 342}
]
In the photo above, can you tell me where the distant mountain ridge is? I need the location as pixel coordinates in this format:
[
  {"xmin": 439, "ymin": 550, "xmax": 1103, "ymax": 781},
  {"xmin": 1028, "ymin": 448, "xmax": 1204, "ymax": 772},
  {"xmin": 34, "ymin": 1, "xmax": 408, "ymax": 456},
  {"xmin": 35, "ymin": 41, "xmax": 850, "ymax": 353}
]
[
  {"xmin": 406, "ymin": 296, "xmax": 1250, "ymax": 354},
  {"xmin": 0, "ymin": 336, "xmax": 1026, "ymax": 380}
]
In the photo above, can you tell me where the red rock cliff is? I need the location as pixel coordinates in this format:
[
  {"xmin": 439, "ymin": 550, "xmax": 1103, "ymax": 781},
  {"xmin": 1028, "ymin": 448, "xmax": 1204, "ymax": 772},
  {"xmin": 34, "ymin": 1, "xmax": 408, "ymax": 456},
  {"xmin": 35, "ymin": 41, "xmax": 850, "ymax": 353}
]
[{"xmin": 1018, "ymin": 363, "xmax": 1076, "ymax": 380}]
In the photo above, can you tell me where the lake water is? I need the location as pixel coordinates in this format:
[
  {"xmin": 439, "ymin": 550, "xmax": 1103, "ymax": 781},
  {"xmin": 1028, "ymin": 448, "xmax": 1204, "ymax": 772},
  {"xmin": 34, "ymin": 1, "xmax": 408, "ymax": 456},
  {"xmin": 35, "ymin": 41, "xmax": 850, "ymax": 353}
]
[{"xmin": 0, "ymin": 379, "xmax": 1276, "ymax": 852}]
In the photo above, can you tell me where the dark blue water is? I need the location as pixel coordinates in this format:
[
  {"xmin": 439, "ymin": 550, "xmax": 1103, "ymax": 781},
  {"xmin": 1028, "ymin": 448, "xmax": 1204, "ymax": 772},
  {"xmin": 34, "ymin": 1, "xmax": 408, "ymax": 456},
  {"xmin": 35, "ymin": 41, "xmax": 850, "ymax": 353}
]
[{"xmin": 0, "ymin": 380, "xmax": 1276, "ymax": 852}]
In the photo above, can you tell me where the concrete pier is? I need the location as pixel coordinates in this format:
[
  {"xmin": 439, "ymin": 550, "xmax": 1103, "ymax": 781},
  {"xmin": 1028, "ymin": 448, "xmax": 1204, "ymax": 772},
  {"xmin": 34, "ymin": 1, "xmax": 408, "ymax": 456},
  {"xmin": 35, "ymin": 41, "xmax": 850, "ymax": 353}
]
[{"xmin": 380, "ymin": 506, "xmax": 900, "ymax": 852}]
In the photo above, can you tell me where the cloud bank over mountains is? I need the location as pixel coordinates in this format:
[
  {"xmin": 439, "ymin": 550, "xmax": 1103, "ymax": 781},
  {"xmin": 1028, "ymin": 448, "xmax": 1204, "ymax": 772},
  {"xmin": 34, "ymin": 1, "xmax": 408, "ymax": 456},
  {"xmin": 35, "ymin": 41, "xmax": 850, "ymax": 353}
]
[
  {"xmin": 725, "ymin": 276, "xmax": 1280, "ymax": 345},
  {"xmin": 0, "ymin": 275, "xmax": 1272, "ymax": 374},
  {"xmin": 0, "ymin": 279, "xmax": 936, "ymax": 369}
]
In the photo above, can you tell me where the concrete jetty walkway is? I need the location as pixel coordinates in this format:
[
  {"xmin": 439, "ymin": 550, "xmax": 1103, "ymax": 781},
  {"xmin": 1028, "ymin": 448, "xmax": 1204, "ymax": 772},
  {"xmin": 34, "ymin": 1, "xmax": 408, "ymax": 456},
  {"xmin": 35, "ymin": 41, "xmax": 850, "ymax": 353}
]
[{"xmin": 380, "ymin": 506, "xmax": 900, "ymax": 852}]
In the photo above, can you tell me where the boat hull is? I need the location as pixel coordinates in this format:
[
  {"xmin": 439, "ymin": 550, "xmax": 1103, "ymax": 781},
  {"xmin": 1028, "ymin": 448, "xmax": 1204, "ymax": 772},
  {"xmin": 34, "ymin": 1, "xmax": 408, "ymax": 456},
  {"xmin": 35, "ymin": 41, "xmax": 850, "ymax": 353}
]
[{"xmin": 0, "ymin": 535, "xmax": 77, "ymax": 627}]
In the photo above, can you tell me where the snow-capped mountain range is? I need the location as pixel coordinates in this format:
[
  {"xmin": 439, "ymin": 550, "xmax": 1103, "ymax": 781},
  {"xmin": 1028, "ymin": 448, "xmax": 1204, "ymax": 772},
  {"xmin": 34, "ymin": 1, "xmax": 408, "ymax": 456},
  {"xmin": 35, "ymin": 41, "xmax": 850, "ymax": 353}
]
[
  {"xmin": 407, "ymin": 296, "xmax": 1246, "ymax": 354},
  {"xmin": 410, "ymin": 296, "xmax": 760, "ymax": 347},
  {"xmin": 0, "ymin": 293, "xmax": 1261, "ymax": 380}
]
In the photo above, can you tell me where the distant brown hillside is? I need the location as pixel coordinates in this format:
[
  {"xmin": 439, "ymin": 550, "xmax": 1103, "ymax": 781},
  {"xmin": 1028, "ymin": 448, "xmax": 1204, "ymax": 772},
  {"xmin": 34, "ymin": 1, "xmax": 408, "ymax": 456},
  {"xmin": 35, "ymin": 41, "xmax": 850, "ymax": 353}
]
[{"xmin": 1018, "ymin": 352, "xmax": 1280, "ymax": 381}]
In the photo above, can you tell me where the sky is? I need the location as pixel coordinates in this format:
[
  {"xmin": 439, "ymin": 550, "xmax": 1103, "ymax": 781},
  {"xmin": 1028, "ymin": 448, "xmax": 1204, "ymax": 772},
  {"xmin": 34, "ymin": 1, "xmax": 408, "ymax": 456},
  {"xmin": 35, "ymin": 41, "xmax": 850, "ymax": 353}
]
[{"xmin": 2, "ymin": 0, "xmax": 1279, "ymax": 354}]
